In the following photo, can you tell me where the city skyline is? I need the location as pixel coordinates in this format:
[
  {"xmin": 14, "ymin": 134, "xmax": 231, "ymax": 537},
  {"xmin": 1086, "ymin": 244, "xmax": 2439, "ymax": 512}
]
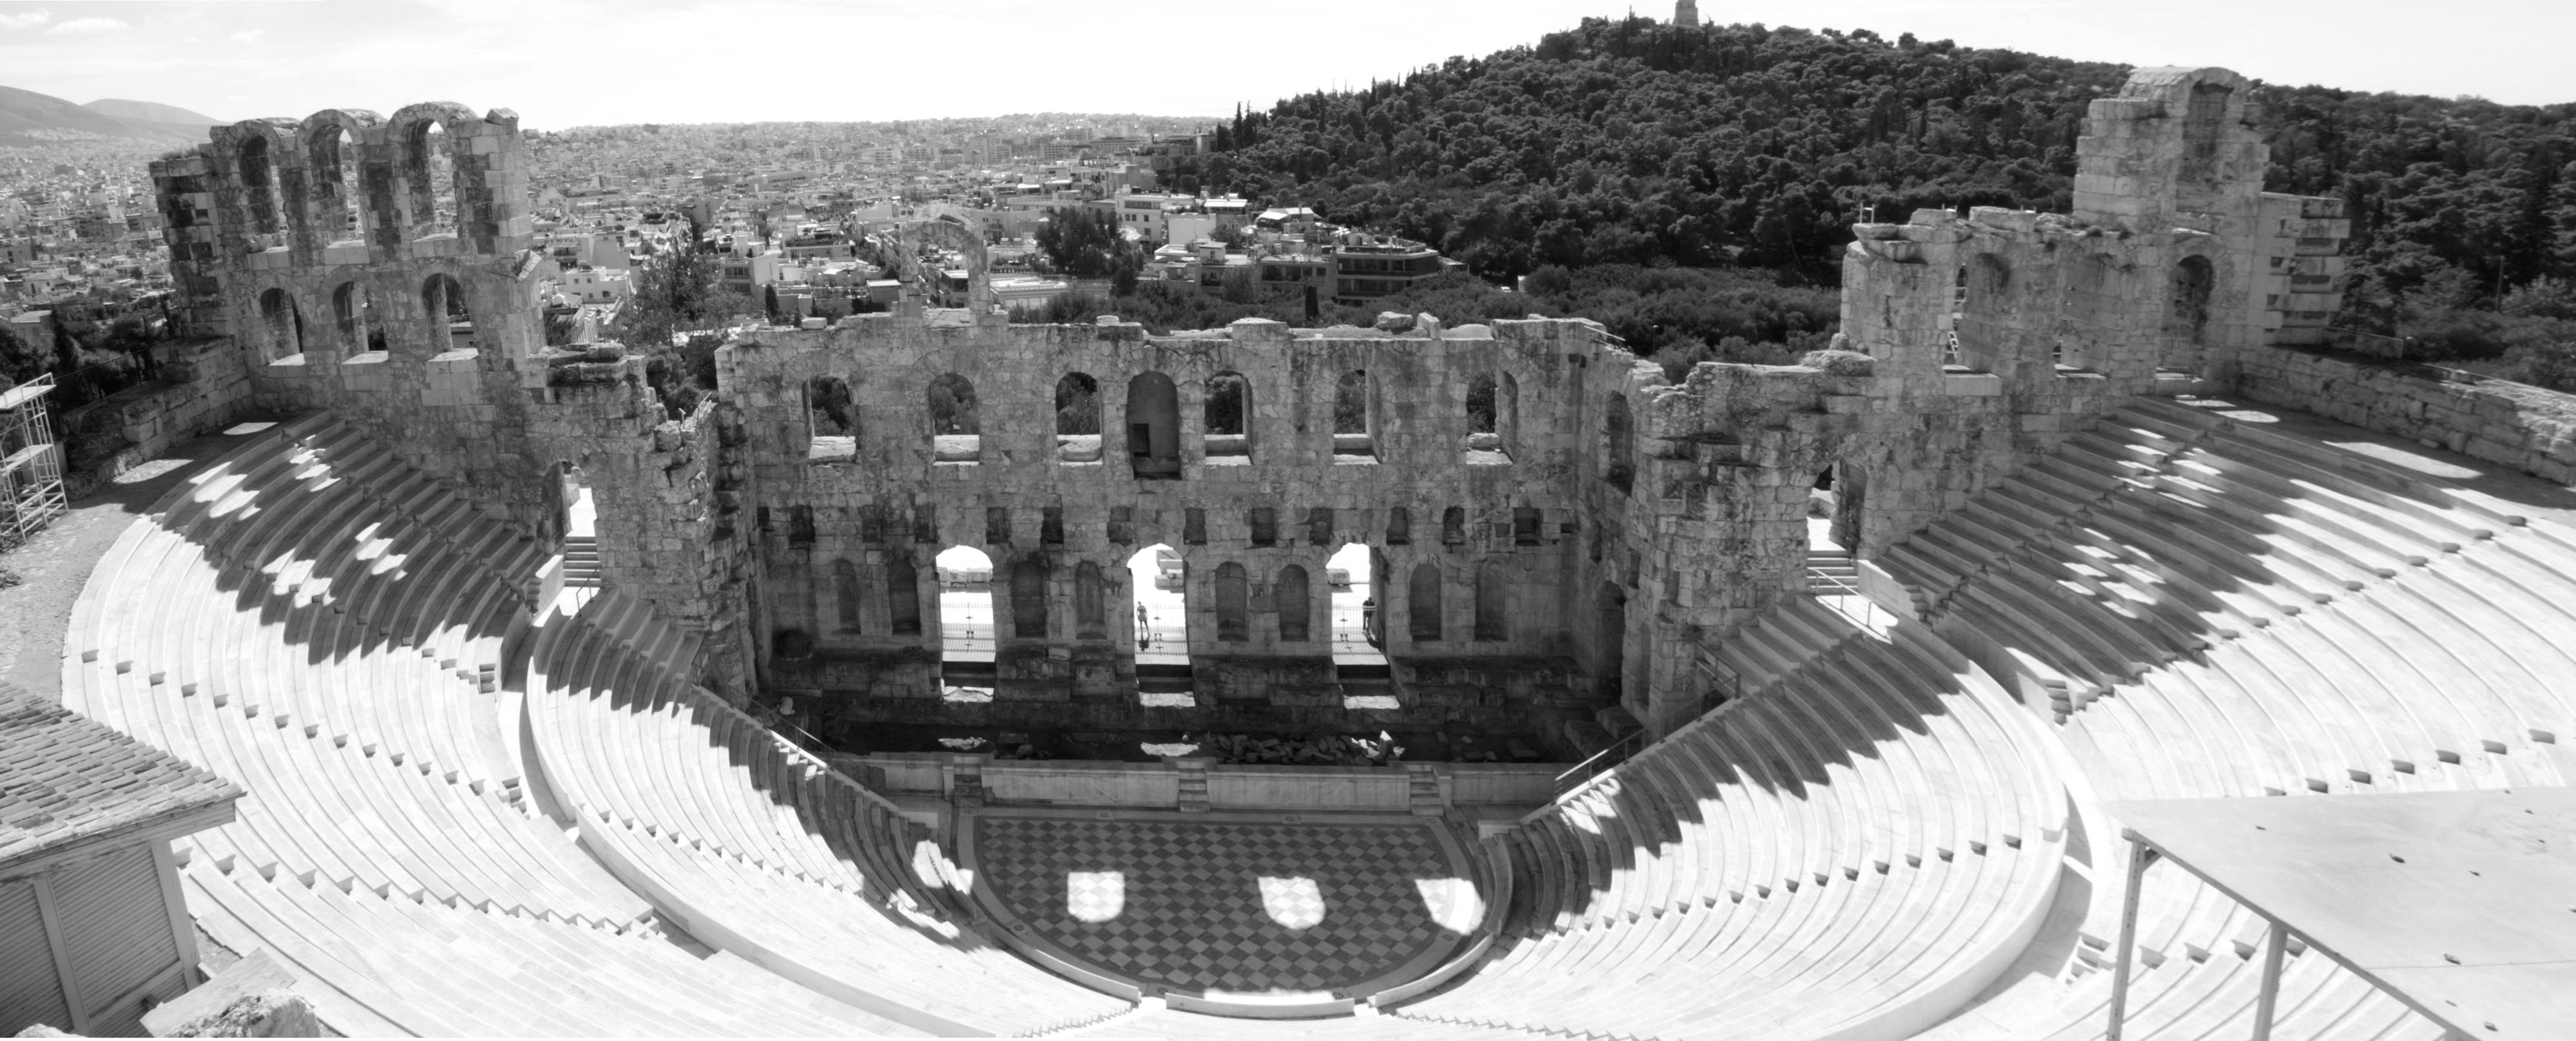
[{"xmin": 0, "ymin": 0, "xmax": 2566, "ymax": 131}]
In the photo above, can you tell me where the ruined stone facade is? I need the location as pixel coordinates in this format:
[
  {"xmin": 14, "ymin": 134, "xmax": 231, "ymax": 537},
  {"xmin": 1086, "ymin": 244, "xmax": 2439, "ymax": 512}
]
[{"xmin": 144, "ymin": 66, "xmax": 2354, "ymax": 737}]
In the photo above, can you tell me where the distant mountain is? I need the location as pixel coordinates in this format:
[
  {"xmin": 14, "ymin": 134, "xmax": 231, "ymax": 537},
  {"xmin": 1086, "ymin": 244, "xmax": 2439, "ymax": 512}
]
[
  {"xmin": 84, "ymin": 98, "xmax": 223, "ymax": 131},
  {"xmin": 0, "ymin": 83, "xmax": 152, "ymax": 146}
]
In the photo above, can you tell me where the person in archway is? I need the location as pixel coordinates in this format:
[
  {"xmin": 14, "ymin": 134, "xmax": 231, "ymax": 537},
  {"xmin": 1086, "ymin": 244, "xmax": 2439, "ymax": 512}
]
[{"xmin": 1137, "ymin": 602, "xmax": 1152, "ymax": 649}]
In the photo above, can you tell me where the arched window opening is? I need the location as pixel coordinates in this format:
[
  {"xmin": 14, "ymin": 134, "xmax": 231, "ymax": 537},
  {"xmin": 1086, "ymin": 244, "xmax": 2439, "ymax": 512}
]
[
  {"xmin": 1010, "ymin": 559, "xmax": 1049, "ymax": 639},
  {"xmin": 807, "ymin": 376, "xmax": 857, "ymax": 463},
  {"xmin": 1203, "ymin": 372, "xmax": 1251, "ymax": 462},
  {"xmin": 2166, "ymin": 256, "xmax": 2215, "ymax": 348},
  {"xmin": 313, "ymin": 127, "xmax": 367, "ymax": 248},
  {"xmin": 1407, "ymin": 563, "xmax": 1443, "ymax": 642},
  {"xmin": 1441, "ymin": 507, "xmax": 1467, "ymax": 547},
  {"xmin": 833, "ymin": 559, "xmax": 863, "ymax": 634},
  {"xmin": 257, "ymin": 287, "xmax": 302, "ymax": 363},
  {"xmin": 238, "ymin": 135, "xmax": 280, "ymax": 239},
  {"xmin": 887, "ymin": 557, "xmax": 922, "ymax": 636},
  {"xmin": 1598, "ymin": 584, "xmax": 1628, "ymax": 702},
  {"xmin": 407, "ymin": 121, "xmax": 454, "ymax": 240},
  {"xmin": 1474, "ymin": 563, "xmax": 1509, "ymax": 642},
  {"xmin": 421, "ymin": 273, "xmax": 472, "ymax": 355},
  {"xmin": 928, "ymin": 373, "xmax": 981, "ymax": 463},
  {"xmin": 1332, "ymin": 369, "xmax": 1375, "ymax": 460},
  {"xmin": 1277, "ymin": 564, "xmax": 1312, "ymax": 642},
  {"xmin": 1954, "ymin": 254, "xmax": 2009, "ymax": 374},
  {"xmin": 1464, "ymin": 373, "xmax": 1510, "ymax": 463},
  {"xmin": 1054, "ymin": 372, "xmax": 1101, "ymax": 463},
  {"xmin": 1075, "ymin": 561, "xmax": 1107, "ymax": 639},
  {"xmin": 331, "ymin": 281, "xmax": 380, "ymax": 356},
  {"xmin": 1604, "ymin": 395, "xmax": 1635, "ymax": 493},
  {"xmin": 1125, "ymin": 371, "xmax": 1180, "ymax": 479},
  {"xmin": 934, "ymin": 546, "xmax": 995, "ymax": 650},
  {"xmin": 1214, "ymin": 562, "xmax": 1250, "ymax": 642}
]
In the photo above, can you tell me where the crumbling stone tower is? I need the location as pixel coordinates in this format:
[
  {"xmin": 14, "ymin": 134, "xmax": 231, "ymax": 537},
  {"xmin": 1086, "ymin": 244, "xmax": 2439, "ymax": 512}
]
[
  {"xmin": 1837, "ymin": 67, "xmax": 2349, "ymax": 396},
  {"xmin": 150, "ymin": 105, "xmax": 758, "ymax": 699}
]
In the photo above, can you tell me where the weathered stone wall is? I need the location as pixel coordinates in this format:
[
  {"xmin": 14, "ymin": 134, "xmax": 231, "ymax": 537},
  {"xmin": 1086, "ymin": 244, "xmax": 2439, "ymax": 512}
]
[
  {"xmin": 2237, "ymin": 346, "xmax": 2576, "ymax": 484},
  {"xmin": 718, "ymin": 311, "xmax": 1624, "ymax": 724}
]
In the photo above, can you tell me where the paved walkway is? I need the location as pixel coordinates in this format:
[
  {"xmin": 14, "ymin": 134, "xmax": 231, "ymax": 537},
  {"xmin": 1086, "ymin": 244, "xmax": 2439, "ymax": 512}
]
[
  {"xmin": 967, "ymin": 811, "xmax": 1477, "ymax": 996},
  {"xmin": 0, "ymin": 415, "xmax": 293, "ymax": 702}
]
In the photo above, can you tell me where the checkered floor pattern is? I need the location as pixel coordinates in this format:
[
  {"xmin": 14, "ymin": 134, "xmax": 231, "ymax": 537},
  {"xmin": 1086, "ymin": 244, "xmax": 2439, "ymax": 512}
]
[{"xmin": 975, "ymin": 816, "xmax": 1463, "ymax": 993}]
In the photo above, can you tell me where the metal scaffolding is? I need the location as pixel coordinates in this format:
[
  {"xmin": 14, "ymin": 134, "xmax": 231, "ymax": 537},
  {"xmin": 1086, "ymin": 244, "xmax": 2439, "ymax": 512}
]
[{"xmin": 0, "ymin": 374, "xmax": 67, "ymax": 548}]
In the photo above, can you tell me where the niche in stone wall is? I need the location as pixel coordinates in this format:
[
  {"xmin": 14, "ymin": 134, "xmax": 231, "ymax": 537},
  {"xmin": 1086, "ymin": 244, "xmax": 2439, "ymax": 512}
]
[
  {"xmin": 2060, "ymin": 254, "xmax": 2121, "ymax": 372},
  {"xmin": 1385, "ymin": 507, "xmax": 1410, "ymax": 546},
  {"xmin": 2163, "ymin": 255, "xmax": 2215, "ymax": 373},
  {"xmin": 833, "ymin": 559, "xmax": 862, "ymax": 633},
  {"xmin": 929, "ymin": 373, "xmax": 981, "ymax": 463},
  {"xmin": 1249, "ymin": 507, "xmax": 1277, "ymax": 547},
  {"xmin": 807, "ymin": 376, "xmax": 858, "ymax": 463},
  {"xmin": 1604, "ymin": 395, "xmax": 1634, "ymax": 493},
  {"xmin": 1204, "ymin": 372, "xmax": 1251, "ymax": 463},
  {"xmin": 887, "ymin": 557, "xmax": 922, "ymax": 635},
  {"xmin": 1010, "ymin": 559, "xmax": 1048, "ymax": 639},
  {"xmin": 1041, "ymin": 506, "xmax": 1065, "ymax": 546},
  {"xmin": 1127, "ymin": 372, "xmax": 1181, "ymax": 479},
  {"xmin": 1215, "ymin": 562, "xmax": 1250, "ymax": 641},
  {"xmin": 1055, "ymin": 372, "xmax": 1101, "ymax": 463},
  {"xmin": 1075, "ymin": 561, "xmax": 1107, "ymax": 639},
  {"xmin": 985, "ymin": 507, "xmax": 1011, "ymax": 546},
  {"xmin": 1408, "ymin": 563, "xmax": 1443, "ymax": 642},
  {"xmin": 1183, "ymin": 508, "xmax": 1207, "ymax": 545},
  {"xmin": 1306, "ymin": 507, "xmax": 1333, "ymax": 546},
  {"xmin": 1474, "ymin": 562, "xmax": 1509, "ymax": 642},
  {"xmin": 2180, "ymin": 83, "xmax": 2233, "ymax": 187},
  {"xmin": 1442, "ymin": 507, "xmax": 1467, "ymax": 547},
  {"xmin": 1513, "ymin": 507, "xmax": 1542, "ymax": 546},
  {"xmin": 1277, "ymin": 564, "xmax": 1311, "ymax": 642}
]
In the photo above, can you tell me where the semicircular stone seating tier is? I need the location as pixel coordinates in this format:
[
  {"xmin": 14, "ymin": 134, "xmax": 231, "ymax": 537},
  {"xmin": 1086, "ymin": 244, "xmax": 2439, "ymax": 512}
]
[
  {"xmin": 1873, "ymin": 396, "xmax": 2576, "ymax": 1041},
  {"xmin": 60, "ymin": 414, "xmax": 921, "ymax": 1036}
]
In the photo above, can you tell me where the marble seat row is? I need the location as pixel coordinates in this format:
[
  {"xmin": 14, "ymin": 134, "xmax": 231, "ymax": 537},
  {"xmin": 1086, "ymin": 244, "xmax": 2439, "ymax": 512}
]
[
  {"xmin": 1384, "ymin": 611, "xmax": 2062, "ymax": 1040},
  {"xmin": 1874, "ymin": 399, "xmax": 2571, "ymax": 1040},
  {"xmin": 63, "ymin": 416, "xmax": 933, "ymax": 1034},
  {"xmin": 182, "ymin": 866, "xmax": 922, "ymax": 1037},
  {"xmin": 524, "ymin": 589, "xmax": 1134, "ymax": 1036}
]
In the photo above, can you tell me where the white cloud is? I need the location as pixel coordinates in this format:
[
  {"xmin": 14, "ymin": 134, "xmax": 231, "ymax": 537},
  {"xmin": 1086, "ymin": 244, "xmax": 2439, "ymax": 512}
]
[
  {"xmin": 229, "ymin": 29, "xmax": 263, "ymax": 43},
  {"xmin": 0, "ymin": 10, "xmax": 51, "ymax": 31},
  {"xmin": 48, "ymin": 17, "xmax": 129, "ymax": 36}
]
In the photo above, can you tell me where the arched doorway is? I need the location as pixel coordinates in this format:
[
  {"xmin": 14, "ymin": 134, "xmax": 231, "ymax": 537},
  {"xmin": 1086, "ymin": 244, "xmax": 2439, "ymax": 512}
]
[
  {"xmin": 935, "ymin": 546, "xmax": 998, "ymax": 701},
  {"xmin": 1125, "ymin": 543, "xmax": 1191, "ymax": 704}
]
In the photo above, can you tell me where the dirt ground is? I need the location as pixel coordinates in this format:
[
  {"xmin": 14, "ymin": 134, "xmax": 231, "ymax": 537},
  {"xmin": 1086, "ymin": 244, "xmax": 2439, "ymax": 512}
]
[{"xmin": 0, "ymin": 415, "xmax": 294, "ymax": 704}]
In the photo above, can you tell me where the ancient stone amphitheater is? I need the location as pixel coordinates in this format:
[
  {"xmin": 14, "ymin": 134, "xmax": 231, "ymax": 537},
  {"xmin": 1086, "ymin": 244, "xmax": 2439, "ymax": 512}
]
[{"xmin": 34, "ymin": 67, "xmax": 2575, "ymax": 1038}]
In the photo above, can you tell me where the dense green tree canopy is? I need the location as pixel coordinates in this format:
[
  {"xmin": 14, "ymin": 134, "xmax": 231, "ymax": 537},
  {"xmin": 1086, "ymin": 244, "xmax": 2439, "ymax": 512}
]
[{"xmin": 1179, "ymin": 16, "xmax": 2576, "ymax": 311}]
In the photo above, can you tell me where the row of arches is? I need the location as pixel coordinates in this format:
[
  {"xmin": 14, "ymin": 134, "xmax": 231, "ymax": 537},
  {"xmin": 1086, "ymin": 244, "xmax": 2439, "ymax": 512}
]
[
  {"xmin": 804, "ymin": 367, "xmax": 1567, "ymax": 472},
  {"xmin": 250, "ymin": 273, "xmax": 470, "ymax": 363},
  {"xmin": 811, "ymin": 549, "xmax": 1529, "ymax": 648},
  {"xmin": 224, "ymin": 106, "xmax": 495, "ymax": 253}
]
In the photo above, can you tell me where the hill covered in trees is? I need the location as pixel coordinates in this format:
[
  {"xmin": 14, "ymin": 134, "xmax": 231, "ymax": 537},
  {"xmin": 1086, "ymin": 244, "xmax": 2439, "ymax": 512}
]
[{"xmin": 1168, "ymin": 16, "xmax": 2576, "ymax": 375}]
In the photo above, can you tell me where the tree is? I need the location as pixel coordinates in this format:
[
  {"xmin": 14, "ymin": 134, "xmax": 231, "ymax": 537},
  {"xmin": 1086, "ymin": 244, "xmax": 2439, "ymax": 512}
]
[{"xmin": 1034, "ymin": 206, "xmax": 1133, "ymax": 278}]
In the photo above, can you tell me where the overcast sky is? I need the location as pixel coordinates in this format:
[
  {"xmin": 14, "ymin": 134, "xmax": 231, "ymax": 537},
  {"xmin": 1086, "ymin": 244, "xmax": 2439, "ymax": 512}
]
[{"xmin": 0, "ymin": 0, "xmax": 2565, "ymax": 128}]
